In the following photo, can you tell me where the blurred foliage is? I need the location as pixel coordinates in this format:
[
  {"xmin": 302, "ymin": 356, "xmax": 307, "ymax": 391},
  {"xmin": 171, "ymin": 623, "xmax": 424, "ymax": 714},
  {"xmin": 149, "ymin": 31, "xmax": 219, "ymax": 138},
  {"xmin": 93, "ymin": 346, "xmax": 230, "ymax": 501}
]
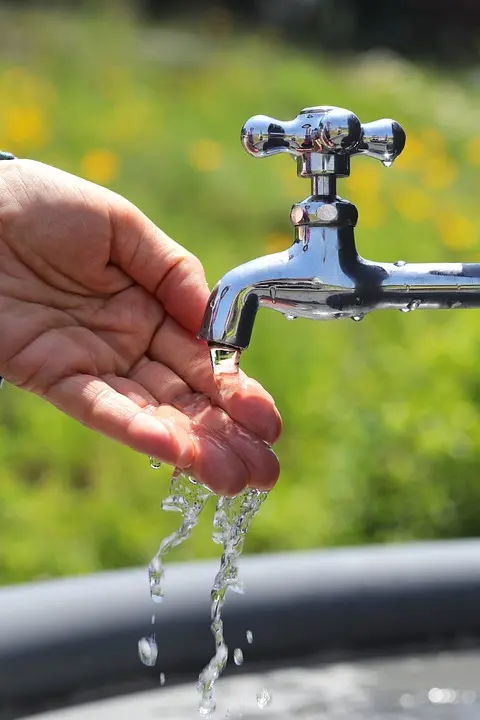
[{"xmin": 1, "ymin": 5, "xmax": 480, "ymax": 585}]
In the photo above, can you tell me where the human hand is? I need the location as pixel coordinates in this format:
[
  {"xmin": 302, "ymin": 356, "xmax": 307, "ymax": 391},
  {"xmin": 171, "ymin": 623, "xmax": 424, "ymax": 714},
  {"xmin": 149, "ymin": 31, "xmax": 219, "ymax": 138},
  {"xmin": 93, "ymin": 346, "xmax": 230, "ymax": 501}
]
[{"xmin": 0, "ymin": 160, "xmax": 281, "ymax": 495}]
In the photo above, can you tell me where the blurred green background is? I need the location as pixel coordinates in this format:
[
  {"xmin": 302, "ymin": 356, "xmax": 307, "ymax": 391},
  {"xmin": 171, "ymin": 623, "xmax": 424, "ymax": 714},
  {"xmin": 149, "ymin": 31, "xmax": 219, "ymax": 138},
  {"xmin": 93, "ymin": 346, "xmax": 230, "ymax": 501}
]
[{"xmin": 1, "ymin": 1, "xmax": 480, "ymax": 585}]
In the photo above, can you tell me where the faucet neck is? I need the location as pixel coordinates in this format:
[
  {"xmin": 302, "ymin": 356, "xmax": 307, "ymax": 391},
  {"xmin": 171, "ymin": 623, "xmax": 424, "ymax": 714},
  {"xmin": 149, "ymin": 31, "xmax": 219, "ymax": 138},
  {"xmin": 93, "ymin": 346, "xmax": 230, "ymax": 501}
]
[
  {"xmin": 297, "ymin": 153, "xmax": 349, "ymax": 200},
  {"xmin": 311, "ymin": 175, "xmax": 336, "ymax": 198}
]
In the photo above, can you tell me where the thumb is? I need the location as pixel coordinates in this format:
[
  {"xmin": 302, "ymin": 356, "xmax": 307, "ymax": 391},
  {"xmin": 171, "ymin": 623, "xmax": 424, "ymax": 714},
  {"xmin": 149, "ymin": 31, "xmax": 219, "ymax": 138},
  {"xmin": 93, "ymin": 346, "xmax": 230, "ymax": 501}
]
[{"xmin": 108, "ymin": 195, "xmax": 210, "ymax": 334}]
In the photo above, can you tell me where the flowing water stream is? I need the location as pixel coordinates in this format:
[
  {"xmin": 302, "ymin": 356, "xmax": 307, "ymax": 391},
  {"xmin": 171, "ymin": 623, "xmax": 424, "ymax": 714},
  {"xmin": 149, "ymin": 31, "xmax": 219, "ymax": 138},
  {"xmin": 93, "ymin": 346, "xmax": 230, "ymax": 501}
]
[
  {"xmin": 139, "ymin": 348, "xmax": 271, "ymax": 716},
  {"xmin": 0, "ymin": 358, "xmax": 269, "ymax": 711}
]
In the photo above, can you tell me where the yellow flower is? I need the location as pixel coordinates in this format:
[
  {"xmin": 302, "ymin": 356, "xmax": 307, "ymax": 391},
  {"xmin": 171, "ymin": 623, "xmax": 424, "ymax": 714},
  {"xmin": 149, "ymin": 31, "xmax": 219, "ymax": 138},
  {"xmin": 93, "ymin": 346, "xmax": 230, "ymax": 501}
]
[
  {"xmin": 422, "ymin": 155, "xmax": 457, "ymax": 191},
  {"xmin": 344, "ymin": 162, "xmax": 382, "ymax": 204},
  {"xmin": 419, "ymin": 127, "xmax": 445, "ymax": 154},
  {"xmin": 189, "ymin": 139, "xmax": 222, "ymax": 172},
  {"xmin": 3, "ymin": 106, "xmax": 47, "ymax": 151},
  {"xmin": 465, "ymin": 136, "xmax": 480, "ymax": 166},
  {"xmin": 356, "ymin": 199, "xmax": 386, "ymax": 229},
  {"xmin": 80, "ymin": 150, "xmax": 120, "ymax": 185},
  {"xmin": 393, "ymin": 187, "xmax": 433, "ymax": 222},
  {"xmin": 438, "ymin": 214, "xmax": 477, "ymax": 251}
]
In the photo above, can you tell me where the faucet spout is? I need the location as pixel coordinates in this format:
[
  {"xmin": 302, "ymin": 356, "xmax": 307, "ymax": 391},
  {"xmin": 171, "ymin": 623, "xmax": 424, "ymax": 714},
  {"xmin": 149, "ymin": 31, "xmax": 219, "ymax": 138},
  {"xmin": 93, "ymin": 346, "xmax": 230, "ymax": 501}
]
[
  {"xmin": 198, "ymin": 247, "xmax": 305, "ymax": 350},
  {"xmin": 198, "ymin": 222, "xmax": 360, "ymax": 351}
]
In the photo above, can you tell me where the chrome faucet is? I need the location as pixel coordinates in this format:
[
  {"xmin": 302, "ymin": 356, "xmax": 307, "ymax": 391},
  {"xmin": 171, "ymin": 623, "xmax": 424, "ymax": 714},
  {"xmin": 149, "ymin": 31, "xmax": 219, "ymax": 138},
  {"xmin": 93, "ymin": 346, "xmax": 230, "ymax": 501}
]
[{"xmin": 198, "ymin": 105, "xmax": 480, "ymax": 352}]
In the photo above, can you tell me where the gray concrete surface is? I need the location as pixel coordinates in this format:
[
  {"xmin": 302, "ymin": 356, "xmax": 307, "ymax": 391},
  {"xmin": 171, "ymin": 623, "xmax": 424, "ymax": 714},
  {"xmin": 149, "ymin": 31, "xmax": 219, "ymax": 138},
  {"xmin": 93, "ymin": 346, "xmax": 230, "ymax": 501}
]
[{"xmin": 25, "ymin": 648, "xmax": 480, "ymax": 720}]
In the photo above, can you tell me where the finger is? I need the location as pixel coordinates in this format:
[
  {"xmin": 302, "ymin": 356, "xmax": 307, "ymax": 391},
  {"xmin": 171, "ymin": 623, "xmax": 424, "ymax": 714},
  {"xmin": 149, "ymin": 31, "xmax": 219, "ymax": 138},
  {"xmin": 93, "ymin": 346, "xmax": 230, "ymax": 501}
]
[
  {"xmin": 46, "ymin": 374, "xmax": 194, "ymax": 467},
  {"xmin": 108, "ymin": 198, "xmax": 209, "ymax": 333},
  {"xmin": 102, "ymin": 370, "xmax": 249, "ymax": 495},
  {"xmin": 149, "ymin": 316, "xmax": 282, "ymax": 444},
  {"xmin": 107, "ymin": 369, "xmax": 249, "ymax": 494},
  {"xmin": 153, "ymin": 402, "xmax": 279, "ymax": 496},
  {"xmin": 172, "ymin": 396, "xmax": 280, "ymax": 493},
  {"xmin": 128, "ymin": 359, "xmax": 279, "ymax": 494}
]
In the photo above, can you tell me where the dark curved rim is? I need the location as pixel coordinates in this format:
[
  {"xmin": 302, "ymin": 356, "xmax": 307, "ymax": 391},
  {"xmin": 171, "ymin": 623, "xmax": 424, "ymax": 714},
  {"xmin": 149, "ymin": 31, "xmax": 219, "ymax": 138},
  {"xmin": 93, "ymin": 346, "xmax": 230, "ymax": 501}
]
[{"xmin": 2, "ymin": 539, "xmax": 480, "ymax": 718}]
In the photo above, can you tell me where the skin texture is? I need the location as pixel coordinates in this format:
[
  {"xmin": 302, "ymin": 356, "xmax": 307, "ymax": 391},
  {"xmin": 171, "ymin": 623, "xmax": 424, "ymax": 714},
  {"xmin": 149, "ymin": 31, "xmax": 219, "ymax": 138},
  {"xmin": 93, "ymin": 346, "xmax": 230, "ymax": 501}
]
[{"xmin": 0, "ymin": 160, "xmax": 282, "ymax": 496}]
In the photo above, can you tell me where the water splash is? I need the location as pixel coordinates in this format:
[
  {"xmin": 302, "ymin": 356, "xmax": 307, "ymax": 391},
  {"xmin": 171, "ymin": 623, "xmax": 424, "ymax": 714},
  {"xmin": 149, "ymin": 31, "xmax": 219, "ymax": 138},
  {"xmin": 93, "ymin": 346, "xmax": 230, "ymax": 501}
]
[
  {"xmin": 148, "ymin": 469, "xmax": 212, "ymax": 603},
  {"xmin": 197, "ymin": 489, "xmax": 268, "ymax": 716},
  {"xmin": 256, "ymin": 689, "xmax": 272, "ymax": 709}
]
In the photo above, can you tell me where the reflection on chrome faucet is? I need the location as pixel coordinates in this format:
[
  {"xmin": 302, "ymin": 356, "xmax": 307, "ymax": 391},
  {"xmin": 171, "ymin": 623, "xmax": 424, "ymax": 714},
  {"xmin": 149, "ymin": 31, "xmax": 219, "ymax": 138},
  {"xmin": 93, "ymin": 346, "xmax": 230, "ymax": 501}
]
[{"xmin": 198, "ymin": 105, "xmax": 480, "ymax": 352}]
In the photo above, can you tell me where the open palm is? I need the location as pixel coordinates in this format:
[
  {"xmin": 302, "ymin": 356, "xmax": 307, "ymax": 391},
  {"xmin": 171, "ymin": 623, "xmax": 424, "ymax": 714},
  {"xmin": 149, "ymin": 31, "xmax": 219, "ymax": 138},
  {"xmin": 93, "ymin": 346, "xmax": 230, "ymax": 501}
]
[{"xmin": 0, "ymin": 160, "xmax": 281, "ymax": 495}]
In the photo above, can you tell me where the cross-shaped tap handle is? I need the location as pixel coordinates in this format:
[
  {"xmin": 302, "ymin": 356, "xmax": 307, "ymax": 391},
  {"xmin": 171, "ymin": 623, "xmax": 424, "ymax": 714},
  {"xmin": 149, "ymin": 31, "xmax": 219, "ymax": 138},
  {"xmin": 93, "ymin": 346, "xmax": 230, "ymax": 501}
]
[{"xmin": 241, "ymin": 106, "xmax": 406, "ymax": 179}]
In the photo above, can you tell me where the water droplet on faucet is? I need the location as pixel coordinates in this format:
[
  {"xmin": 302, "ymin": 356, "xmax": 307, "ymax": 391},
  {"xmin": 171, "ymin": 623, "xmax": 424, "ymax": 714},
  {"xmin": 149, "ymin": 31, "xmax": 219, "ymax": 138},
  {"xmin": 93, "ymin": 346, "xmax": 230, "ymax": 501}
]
[
  {"xmin": 382, "ymin": 159, "xmax": 393, "ymax": 168},
  {"xmin": 285, "ymin": 314, "xmax": 296, "ymax": 320},
  {"xmin": 149, "ymin": 457, "xmax": 162, "ymax": 470},
  {"xmin": 400, "ymin": 300, "xmax": 421, "ymax": 313},
  {"xmin": 352, "ymin": 314, "xmax": 364, "ymax": 322}
]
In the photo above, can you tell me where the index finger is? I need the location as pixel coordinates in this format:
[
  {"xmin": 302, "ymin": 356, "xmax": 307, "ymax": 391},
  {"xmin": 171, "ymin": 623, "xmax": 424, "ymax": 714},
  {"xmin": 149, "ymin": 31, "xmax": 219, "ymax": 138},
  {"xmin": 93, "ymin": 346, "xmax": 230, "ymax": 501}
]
[{"xmin": 108, "ymin": 196, "xmax": 209, "ymax": 334}]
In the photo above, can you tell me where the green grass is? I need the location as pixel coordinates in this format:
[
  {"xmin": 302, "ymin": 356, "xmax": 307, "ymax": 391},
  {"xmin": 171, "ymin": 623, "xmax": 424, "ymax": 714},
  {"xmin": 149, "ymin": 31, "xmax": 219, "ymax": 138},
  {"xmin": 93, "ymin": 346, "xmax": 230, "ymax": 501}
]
[{"xmin": 1, "ymin": 5, "xmax": 480, "ymax": 584}]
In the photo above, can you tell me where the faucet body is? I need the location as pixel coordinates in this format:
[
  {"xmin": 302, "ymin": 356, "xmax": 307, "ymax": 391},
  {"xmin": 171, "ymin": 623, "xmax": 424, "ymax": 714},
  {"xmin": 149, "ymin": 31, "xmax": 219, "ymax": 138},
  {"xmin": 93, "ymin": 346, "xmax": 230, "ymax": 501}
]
[{"xmin": 199, "ymin": 106, "xmax": 480, "ymax": 351}]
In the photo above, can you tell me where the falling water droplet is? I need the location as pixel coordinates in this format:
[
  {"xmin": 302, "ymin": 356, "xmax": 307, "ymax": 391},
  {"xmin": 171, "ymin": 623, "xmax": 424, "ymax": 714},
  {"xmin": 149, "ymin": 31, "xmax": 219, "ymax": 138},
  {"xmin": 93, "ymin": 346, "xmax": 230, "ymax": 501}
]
[
  {"xmin": 269, "ymin": 286, "xmax": 277, "ymax": 304},
  {"xmin": 401, "ymin": 300, "xmax": 421, "ymax": 313},
  {"xmin": 138, "ymin": 636, "xmax": 158, "ymax": 667},
  {"xmin": 256, "ymin": 689, "xmax": 272, "ymax": 709},
  {"xmin": 148, "ymin": 556, "xmax": 165, "ymax": 603},
  {"xmin": 394, "ymin": 260, "xmax": 406, "ymax": 267},
  {"xmin": 285, "ymin": 314, "xmax": 296, "ymax": 320},
  {"xmin": 151, "ymin": 614, "xmax": 155, "ymax": 624},
  {"xmin": 159, "ymin": 672, "xmax": 166, "ymax": 686},
  {"xmin": 233, "ymin": 648, "xmax": 244, "ymax": 666},
  {"xmin": 246, "ymin": 630, "xmax": 254, "ymax": 644},
  {"xmin": 352, "ymin": 314, "xmax": 364, "ymax": 322},
  {"xmin": 149, "ymin": 457, "xmax": 162, "ymax": 470}
]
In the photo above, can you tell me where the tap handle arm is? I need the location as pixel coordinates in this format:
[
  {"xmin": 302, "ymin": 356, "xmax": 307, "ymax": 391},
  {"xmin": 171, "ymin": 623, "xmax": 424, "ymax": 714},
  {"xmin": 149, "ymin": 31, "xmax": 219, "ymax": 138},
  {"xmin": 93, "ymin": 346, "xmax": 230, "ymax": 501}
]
[
  {"xmin": 353, "ymin": 119, "xmax": 406, "ymax": 166},
  {"xmin": 241, "ymin": 106, "xmax": 405, "ymax": 173}
]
